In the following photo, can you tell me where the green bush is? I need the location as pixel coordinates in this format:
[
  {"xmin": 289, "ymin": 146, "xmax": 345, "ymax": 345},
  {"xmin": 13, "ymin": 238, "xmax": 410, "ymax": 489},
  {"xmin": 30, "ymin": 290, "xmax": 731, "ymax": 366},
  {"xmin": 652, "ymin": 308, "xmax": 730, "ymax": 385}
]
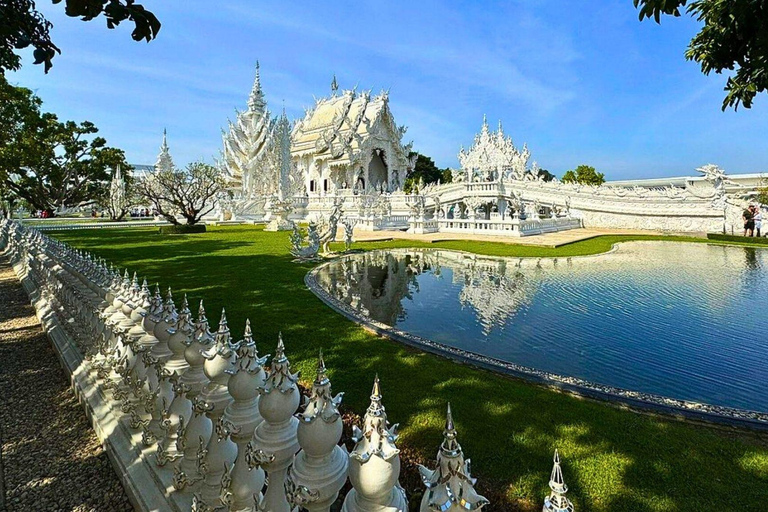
[
  {"xmin": 707, "ymin": 232, "xmax": 768, "ymax": 245},
  {"xmin": 158, "ymin": 224, "xmax": 206, "ymax": 234}
]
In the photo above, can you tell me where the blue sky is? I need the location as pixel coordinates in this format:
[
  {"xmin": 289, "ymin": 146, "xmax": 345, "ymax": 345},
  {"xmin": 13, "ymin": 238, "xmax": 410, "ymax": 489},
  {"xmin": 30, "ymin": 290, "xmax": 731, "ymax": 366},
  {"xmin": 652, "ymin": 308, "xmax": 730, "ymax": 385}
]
[{"xmin": 7, "ymin": 0, "xmax": 768, "ymax": 179}]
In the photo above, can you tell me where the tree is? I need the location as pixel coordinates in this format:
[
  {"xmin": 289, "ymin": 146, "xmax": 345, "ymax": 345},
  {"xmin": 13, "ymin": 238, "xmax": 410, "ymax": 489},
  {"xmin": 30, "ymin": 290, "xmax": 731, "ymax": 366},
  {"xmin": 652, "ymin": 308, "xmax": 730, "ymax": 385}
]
[
  {"xmin": 404, "ymin": 153, "xmax": 452, "ymax": 193},
  {"xmin": 537, "ymin": 168, "xmax": 556, "ymax": 182},
  {"xmin": 136, "ymin": 161, "xmax": 224, "ymax": 225},
  {"xmin": 634, "ymin": 0, "xmax": 768, "ymax": 110},
  {"xmin": 757, "ymin": 177, "xmax": 768, "ymax": 206},
  {"xmin": 561, "ymin": 165, "xmax": 605, "ymax": 186},
  {"xmin": 1, "ymin": 0, "xmax": 160, "ymax": 74},
  {"xmin": 0, "ymin": 75, "xmax": 127, "ymax": 214}
]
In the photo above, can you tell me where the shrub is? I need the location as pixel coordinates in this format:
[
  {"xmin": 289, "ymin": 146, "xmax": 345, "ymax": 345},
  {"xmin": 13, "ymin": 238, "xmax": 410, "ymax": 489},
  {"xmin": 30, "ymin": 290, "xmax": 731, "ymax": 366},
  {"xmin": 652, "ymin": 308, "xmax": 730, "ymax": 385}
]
[
  {"xmin": 707, "ymin": 233, "xmax": 768, "ymax": 245},
  {"xmin": 158, "ymin": 224, "xmax": 206, "ymax": 234}
]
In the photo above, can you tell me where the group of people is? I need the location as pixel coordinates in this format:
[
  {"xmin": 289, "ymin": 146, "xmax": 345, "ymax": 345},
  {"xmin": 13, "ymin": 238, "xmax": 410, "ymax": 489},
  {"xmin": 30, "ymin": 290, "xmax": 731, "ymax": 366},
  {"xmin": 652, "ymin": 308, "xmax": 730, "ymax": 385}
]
[{"xmin": 743, "ymin": 204, "xmax": 765, "ymax": 237}]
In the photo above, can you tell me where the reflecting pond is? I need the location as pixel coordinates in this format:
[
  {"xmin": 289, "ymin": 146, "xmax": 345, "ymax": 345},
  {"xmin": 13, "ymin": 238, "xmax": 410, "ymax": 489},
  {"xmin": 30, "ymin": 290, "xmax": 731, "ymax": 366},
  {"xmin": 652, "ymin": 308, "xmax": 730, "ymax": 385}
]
[{"xmin": 314, "ymin": 242, "xmax": 768, "ymax": 412}]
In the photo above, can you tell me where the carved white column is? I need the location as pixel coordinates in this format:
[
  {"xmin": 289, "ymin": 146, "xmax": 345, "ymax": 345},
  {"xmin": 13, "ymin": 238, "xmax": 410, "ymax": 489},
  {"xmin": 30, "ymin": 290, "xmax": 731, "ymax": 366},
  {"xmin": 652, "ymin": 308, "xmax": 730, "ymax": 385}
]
[
  {"xmin": 418, "ymin": 404, "xmax": 489, "ymax": 511},
  {"xmin": 198, "ymin": 310, "xmax": 236, "ymax": 503},
  {"xmin": 145, "ymin": 288, "xmax": 178, "ymax": 445},
  {"xmin": 173, "ymin": 300, "xmax": 215, "ymax": 489},
  {"xmin": 248, "ymin": 334, "xmax": 300, "ymax": 512},
  {"xmin": 290, "ymin": 351, "xmax": 348, "ymax": 512},
  {"xmin": 223, "ymin": 319, "xmax": 268, "ymax": 511},
  {"xmin": 342, "ymin": 376, "xmax": 407, "ymax": 512},
  {"xmin": 156, "ymin": 296, "xmax": 194, "ymax": 465}
]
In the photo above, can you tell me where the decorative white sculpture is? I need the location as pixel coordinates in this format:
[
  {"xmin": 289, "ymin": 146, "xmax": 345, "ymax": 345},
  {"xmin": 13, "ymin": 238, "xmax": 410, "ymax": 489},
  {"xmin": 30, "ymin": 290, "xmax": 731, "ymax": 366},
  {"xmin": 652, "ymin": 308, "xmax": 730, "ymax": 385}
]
[
  {"xmin": 542, "ymin": 450, "xmax": 574, "ymax": 512},
  {"xmin": 109, "ymin": 165, "xmax": 127, "ymax": 218},
  {"xmin": 248, "ymin": 334, "xmax": 301, "ymax": 512},
  {"xmin": 222, "ymin": 319, "xmax": 268, "ymax": 511},
  {"xmin": 418, "ymin": 403, "xmax": 489, "ymax": 511},
  {"xmin": 342, "ymin": 217, "xmax": 357, "ymax": 251},
  {"xmin": 342, "ymin": 375, "xmax": 407, "ymax": 512},
  {"xmin": 319, "ymin": 200, "xmax": 344, "ymax": 254},
  {"xmin": 290, "ymin": 222, "xmax": 321, "ymax": 262},
  {"xmin": 198, "ymin": 310, "xmax": 236, "ymax": 503},
  {"xmin": 291, "ymin": 351, "xmax": 348, "ymax": 512}
]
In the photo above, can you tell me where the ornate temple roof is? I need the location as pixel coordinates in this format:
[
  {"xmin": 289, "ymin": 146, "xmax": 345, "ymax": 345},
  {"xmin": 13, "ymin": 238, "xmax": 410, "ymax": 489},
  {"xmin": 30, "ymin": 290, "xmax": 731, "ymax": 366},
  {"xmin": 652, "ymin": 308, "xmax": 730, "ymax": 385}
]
[
  {"xmin": 291, "ymin": 87, "xmax": 412, "ymax": 169},
  {"xmin": 458, "ymin": 116, "xmax": 531, "ymax": 180}
]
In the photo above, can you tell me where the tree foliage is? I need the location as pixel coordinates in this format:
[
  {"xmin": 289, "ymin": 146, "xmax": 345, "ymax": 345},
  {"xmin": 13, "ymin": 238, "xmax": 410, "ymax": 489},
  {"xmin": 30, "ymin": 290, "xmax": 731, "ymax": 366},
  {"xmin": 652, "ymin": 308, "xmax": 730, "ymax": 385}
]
[
  {"xmin": 757, "ymin": 178, "xmax": 768, "ymax": 206},
  {"xmin": 0, "ymin": 75, "xmax": 128, "ymax": 214},
  {"xmin": 561, "ymin": 165, "xmax": 605, "ymax": 186},
  {"xmin": 634, "ymin": 0, "xmax": 768, "ymax": 110},
  {"xmin": 537, "ymin": 168, "xmax": 556, "ymax": 182},
  {"xmin": 404, "ymin": 153, "xmax": 452, "ymax": 193},
  {"xmin": 0, "ymin": 0, "xmax": 160, "ymax": 73},
  {"xmin": 136, "ymin": 161, "xmax": 224, "ymax": 225}
]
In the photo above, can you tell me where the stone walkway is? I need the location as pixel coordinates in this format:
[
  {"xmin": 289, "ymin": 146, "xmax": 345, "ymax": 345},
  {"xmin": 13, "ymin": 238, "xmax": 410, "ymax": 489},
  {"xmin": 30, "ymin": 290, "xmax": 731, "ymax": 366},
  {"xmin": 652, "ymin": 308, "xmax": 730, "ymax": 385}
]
[
  {"xmin": 347, "ymin": 227, "xmax": 680, "ymax": 247},
  {"xmin": 0, "ymin": 256, "xmax": 132, "ymax": 512}
]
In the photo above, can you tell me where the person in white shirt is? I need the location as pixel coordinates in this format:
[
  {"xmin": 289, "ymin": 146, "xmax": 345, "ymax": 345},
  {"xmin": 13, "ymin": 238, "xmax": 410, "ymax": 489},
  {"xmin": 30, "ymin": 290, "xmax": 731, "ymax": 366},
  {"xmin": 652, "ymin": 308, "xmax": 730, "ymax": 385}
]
[{"xmin": 756, "ymin": 207, "xmax": 764, "ymax": 237}]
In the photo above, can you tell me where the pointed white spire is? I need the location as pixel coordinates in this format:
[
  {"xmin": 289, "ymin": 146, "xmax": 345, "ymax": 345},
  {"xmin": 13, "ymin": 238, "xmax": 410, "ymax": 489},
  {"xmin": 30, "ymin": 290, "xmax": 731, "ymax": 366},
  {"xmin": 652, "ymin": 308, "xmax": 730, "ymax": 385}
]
[
  {"xmin": 155, "ymin": 128, "xmax": 175, "ymax": 172},
  {"xmin": 248, "ymin": 61, "xmax": 267, "ymax": 115},
  {"xmin": 418, "ymin": 403, "xmax": 489, "ymax": 511},
  {"xmin": 543, "ymin": 449, "xmax": 574, "ymax": 512}
]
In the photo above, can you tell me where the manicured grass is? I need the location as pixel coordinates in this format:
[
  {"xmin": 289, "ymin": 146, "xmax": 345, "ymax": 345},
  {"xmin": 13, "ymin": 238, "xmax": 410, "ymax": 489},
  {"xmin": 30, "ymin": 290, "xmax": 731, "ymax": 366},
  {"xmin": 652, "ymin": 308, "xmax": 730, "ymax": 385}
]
[{"xmin": 52, "ymin": 226, "xmax": 768, "ymax": 512}]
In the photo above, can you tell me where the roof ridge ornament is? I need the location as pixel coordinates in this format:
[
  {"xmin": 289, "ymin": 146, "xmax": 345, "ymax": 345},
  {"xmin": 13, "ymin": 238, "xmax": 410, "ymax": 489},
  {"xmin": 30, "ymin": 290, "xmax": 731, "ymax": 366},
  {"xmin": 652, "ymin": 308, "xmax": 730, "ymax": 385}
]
[{"xmin": 331, "ymin": 74, "xmax": 338, "ymax": 95}]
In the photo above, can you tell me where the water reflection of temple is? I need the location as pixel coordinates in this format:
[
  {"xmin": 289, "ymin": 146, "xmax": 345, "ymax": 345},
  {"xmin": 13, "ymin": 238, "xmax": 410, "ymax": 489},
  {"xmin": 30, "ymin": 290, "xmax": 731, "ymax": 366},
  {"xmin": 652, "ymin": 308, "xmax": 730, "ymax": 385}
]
[
  {"xmin": 317, "ymin": 251, "xmax": 418, "ymax": 326},
  {"xmin": 317, "ymin": 249, "xmax": 536, "ymax": 333}
]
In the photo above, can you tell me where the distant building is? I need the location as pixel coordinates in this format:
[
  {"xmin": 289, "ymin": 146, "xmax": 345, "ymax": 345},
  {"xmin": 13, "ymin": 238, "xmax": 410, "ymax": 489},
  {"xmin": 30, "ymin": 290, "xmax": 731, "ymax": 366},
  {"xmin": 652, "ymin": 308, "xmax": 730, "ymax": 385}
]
[{"xmin": 128, "ymin": 164, "xmax": 155, "ymax": 181}]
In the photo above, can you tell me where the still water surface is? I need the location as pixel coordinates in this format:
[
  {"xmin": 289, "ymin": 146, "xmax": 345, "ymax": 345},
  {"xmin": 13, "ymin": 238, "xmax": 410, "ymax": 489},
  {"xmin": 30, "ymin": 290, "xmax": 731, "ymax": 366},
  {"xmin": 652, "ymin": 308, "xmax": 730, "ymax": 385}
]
[{"xmin": 315, "ymin": 242, "xmax": 768, "ymax": 412}]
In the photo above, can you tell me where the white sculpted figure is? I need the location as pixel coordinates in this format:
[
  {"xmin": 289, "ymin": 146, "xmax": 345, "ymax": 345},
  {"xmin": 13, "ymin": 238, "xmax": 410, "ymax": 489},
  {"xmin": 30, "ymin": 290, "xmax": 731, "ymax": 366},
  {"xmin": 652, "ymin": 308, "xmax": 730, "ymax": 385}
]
[
  {"xmin": 341, "ymin": 217, "xmax": 357, "ymax": 252},
  {"xmin": 318, "ymin": 200, "xmax": 344, "ymax": 254},
  {"xmin": 290, "ymin": 223, "xmax": 321, "ymax": 262}
]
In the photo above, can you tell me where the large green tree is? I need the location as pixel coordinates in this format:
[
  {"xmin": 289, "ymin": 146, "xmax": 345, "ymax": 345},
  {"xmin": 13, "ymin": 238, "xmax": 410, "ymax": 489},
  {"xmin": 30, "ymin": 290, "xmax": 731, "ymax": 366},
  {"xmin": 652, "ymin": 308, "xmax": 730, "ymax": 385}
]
[
  {"xmin": 561, "ymin": 164, "xmax": 606, "ymax": 186},
  {"xmin": 404, "ymin": 153, "xmax": 452, "ymax": 193},
  {"xmin": 0, "ymin": 0, "xmax": 160, "ymax": 73},
  {"xmin": 0, "ymin": 75, "xmax": 129, "ymax": 214},
  {"xmin": 634, "ymin": 0, "xmax": 768, "ymax": 110}
]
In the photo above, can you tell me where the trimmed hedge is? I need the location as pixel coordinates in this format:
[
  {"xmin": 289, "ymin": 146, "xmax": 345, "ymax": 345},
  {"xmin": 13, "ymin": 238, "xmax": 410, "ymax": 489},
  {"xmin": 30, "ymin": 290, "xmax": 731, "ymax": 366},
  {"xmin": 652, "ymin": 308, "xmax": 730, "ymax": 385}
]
[
  {"xmin": 158, "ymin": 224, "xmax": 207, "ymax": 234},
  {"xmin": 707, "ymin": 232, "xmax": 768, "ymax": 245}
]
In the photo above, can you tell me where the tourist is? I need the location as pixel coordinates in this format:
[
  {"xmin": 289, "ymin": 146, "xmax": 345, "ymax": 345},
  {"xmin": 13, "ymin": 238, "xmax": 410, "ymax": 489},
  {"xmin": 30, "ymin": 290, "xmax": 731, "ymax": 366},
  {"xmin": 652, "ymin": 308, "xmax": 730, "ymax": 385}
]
[
  {"xmin": 755, "ymin": 206, "xmax": 763, "ymax": 238},
  {"xmin": 743, "ymin": 205, "xmax": 755, "ymax": 236}
]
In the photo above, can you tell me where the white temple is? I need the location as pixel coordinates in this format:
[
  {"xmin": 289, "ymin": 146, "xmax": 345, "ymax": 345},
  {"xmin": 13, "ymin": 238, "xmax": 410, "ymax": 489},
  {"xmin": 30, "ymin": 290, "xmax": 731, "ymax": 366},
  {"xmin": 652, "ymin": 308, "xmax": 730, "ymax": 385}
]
[
  {"xmin": 457, "ymin": 115, "xmax": 533, "ymax": 182},
  {"xmin": 219, "ymin": 64, "xmax": 416, "ymax": 224},
  {"xmin": 212, "ymin": 64, "xmax": 755, "ymax": 235}
]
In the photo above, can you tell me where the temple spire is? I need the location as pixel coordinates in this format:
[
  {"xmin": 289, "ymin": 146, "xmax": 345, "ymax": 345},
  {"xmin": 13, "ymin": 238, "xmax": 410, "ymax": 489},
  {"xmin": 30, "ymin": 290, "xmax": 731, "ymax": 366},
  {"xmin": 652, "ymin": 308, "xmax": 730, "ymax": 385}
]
[
  {"xmin": 543, "ymin": 450, "xmax": 574, "ymax": 512},
  {"xmin": 331, "ymin": 74, "xmax": 338, "ymax": 95},
  {"xmin": 247, "ymin": 60, "xmax": 266, "ymax": 114},
  {"xmin": 155, "ymin": 128, "xmax": 175, "ymax": 172}
]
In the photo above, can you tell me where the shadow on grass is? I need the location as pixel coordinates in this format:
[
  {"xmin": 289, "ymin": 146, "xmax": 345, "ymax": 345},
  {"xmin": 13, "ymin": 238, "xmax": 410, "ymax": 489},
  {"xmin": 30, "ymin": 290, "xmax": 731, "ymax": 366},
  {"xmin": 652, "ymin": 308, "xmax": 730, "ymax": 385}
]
[{"xmin": 50, "ymin": 226, "xmax": 768, "ymax": 512}]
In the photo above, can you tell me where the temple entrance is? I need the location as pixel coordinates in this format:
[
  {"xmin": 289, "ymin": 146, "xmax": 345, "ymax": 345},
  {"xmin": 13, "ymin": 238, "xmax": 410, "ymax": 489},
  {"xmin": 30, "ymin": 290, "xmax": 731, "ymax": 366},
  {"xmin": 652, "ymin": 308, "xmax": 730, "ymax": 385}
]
[{"xmin": 367, "ymin": 150, "xmax": 388, "ymax": 192}]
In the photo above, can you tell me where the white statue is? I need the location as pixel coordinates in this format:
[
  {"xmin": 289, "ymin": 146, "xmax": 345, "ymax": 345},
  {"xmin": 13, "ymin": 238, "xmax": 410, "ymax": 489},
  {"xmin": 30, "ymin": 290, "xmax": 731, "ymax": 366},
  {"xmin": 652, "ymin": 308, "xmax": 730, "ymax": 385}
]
[
  {"xmin": 290, "ymin": 223, "xmax": 321, "ymax": 262},
  {"xmin": 341, "ymin": 217, "xmax": 357, "ymax": 252}
]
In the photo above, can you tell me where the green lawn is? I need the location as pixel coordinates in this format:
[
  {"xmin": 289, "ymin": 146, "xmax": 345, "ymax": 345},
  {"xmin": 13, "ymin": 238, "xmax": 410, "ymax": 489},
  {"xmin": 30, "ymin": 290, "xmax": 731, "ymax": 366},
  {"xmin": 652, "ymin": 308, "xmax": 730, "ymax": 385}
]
[{"xmin": 51, "ymin": 226, "xmax": 768, "ymax": 512}]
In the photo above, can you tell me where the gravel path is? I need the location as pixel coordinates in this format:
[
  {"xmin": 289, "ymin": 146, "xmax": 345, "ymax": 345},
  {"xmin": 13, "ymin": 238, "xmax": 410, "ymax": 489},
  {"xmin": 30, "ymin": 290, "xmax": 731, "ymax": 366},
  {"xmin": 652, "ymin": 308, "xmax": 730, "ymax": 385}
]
[{"xmin": 0, "ymin": 256, "xmax": 132, "ymax": 512}]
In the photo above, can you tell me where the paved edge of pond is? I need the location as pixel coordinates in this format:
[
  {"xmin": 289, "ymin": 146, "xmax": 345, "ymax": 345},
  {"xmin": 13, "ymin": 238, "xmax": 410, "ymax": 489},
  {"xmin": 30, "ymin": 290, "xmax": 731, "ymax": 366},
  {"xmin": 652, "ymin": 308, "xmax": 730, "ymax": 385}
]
[
  {"xmin": 0, "ymin": 255, "xmax": 134, "ymax": 511},
  {"xmin": 0, "ymin": 248, "xmax": 182, "ymax": 512},
  {"xmin": 305, "ymin": 247, "xmax": 768, "ymax": 432}
]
